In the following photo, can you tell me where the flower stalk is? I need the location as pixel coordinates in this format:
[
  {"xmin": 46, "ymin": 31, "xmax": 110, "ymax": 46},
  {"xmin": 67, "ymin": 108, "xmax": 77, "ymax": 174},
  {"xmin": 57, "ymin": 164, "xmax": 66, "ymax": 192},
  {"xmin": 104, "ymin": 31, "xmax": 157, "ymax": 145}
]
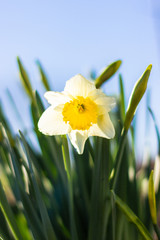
[{"xmin": 61, "ymin": 136, "xmax": 79, "ymax": 240}]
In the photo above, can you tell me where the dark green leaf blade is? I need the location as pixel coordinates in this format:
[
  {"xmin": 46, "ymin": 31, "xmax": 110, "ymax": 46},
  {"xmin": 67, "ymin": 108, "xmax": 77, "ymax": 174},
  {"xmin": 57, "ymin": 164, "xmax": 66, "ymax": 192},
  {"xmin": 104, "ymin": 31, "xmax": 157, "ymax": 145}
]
[
  {"xmin": 19, "ymin": 131, "xmax": 57, "ymax": 240},
  {"xmin": 112, "ymin": 191, "xmax": 153, "ymax": 240},
  {"xmin": 0, "ymin": 181, "xmax": 24, "ymax": 240}
]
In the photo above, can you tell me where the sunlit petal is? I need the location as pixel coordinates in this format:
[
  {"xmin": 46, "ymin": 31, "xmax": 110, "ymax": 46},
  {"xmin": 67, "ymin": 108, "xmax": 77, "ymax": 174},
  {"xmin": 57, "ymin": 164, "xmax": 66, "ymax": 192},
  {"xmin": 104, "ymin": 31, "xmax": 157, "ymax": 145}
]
[
  {"xmin": 89, "ymin": 89, "xmax": 116, "ymax": 111},
  {"xmin": 38, "ymin": 106, "xmax": 71, "ymax": 135},
  {"xmin": 38, "ymin": 74, "xmax": 115, "ymax": 154},
  {"xmin": 68, "ymin": 130, "xmax": 88, "ymax": 154},
  {"xmin": 64, "ymin": 74, "xmax": 96, "ymax": 98},
  {"xmin": 44, "ymin": 91, "xmax": 71, "ymax": 108},
  {"xmin": 89, "ymin": 112, "xmax": 115, "ymax": 139}
]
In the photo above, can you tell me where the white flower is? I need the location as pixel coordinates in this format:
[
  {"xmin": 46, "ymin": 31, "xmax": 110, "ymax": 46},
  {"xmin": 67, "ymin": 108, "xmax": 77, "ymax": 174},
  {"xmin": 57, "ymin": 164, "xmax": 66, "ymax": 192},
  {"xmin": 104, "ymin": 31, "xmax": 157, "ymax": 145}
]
[{"xmin": 38, "ymin": 74, "xmax": 115, "ymax": 154}]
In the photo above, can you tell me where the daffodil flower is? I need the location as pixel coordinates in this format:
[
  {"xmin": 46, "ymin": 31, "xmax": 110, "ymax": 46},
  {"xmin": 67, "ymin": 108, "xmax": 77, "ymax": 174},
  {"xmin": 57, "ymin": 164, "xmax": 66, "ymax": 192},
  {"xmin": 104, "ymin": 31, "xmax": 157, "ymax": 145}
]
[{"xmin": 38, "ymin": 74, "xmax": 115, "ymax": 154}]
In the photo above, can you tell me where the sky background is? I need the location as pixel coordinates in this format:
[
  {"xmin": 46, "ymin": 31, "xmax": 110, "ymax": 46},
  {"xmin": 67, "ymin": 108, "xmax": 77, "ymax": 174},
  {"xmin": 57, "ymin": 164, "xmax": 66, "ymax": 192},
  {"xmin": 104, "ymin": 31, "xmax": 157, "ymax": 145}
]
[{"xmin": 0, "ymin": 0, "xmax": 160, "ymax": 159}]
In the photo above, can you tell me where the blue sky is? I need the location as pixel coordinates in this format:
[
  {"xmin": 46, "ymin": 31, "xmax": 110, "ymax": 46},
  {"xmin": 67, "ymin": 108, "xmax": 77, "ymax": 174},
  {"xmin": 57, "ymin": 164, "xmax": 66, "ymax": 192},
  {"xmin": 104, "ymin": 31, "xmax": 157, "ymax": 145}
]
[{"xmin": 0, "ymin": 0, "xmax": 160, "ymax": 157}]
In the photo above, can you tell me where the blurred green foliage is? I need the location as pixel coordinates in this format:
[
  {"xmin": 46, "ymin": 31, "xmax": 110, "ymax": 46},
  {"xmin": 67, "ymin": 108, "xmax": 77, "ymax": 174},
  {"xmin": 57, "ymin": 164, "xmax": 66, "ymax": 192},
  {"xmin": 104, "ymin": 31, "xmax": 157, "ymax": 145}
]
[{"xmin": 0, "ymin": 59, "xmax": 159, "ymax": 240}]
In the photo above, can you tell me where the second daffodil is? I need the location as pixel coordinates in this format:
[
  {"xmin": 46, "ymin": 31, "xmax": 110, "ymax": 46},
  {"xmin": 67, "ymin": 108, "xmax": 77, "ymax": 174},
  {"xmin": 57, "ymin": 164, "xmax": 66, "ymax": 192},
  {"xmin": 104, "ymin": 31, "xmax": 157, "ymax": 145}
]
[{"xmin": 38, "ymin": 74, "xmax": 115, "ymax": 154}]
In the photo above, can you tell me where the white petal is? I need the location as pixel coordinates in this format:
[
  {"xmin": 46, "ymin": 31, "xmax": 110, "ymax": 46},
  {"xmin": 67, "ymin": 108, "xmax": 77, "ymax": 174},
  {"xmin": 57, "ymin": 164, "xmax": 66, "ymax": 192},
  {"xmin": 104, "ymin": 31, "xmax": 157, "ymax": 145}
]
[
  {"xmin": 64, "ymin": 74, "xmax": 96, "ymax": 98},
  {"xmin": 95, "ymin": 96, "xmax": 116, "ymax": 110},
  {"xmin": 89, "ymin": 89, "xmax": 116, "ymax": 111},
  {"xmin": 44, "ymin": 91, "xmax": 71, "ymax": 108},
  {"xmin": 68, "ymin": 130, "xmax": 88, "ymax": 154},
  {"xmin": 88, "ymin": 112, "xmax": 115, "ymax": 139},
  {"xmin": 88, "ymin": 89, "xmax": 106, "ymax": 100},
  {"xmin": 38, "ymin": 106, "xmax": 70, "ymax": 135}
]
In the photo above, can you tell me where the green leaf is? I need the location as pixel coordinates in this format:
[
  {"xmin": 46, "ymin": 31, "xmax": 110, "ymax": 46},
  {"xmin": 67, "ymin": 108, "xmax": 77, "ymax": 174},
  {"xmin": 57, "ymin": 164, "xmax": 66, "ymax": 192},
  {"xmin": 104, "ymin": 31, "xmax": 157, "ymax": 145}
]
[
  {"xmin": 17, "ymin": 57, "xmax": 34, "ymax": 101},
  {"xmin": 148, "ymin": 170, "xmax": 157, "ymax": 224},
  {"xmin": 33, "ymin": 90, "xmax": 45, "ymax": 118},
  {"xmin": 36, "ymin": 60, "xmax": 51, "ymax": 91},
  {"xmin": 61, "ymin": 136, "xmax": 71, "ymax": 180},
  {"xmin": 95, "ymin": 60, "xmax": 122, "ymax": 88},
  {"xmin": 112, "ymin": 191, "xmax": 153, "ymax": 240},
  {"xmin": 20, "ymin": 190, "xmax": 46, "ymax": 240},
  {"xmin": 119, "ymin": 74, "xmax": 126, "ymax": 122},
  {"xmin": 0, "ymin": 124, "xmax": 25, "ymax": 192},
  {"xmin": 19, "ymin": 131, "xmax": 57, "ymax": 240},
  {"xmin": 111, "ymin": 129, "xmax": 128, "ymax": 191},
  {"xmin": 123, "ymin": 64, "xmax": 152, "ymax": 131},
  {"xmin": 0, "ymin": 181, "xmax": 24, "ymax": 240},
  {"xmin": 0, "ymin": 124, "xmax": 46, "ymax": 240},
  {"xmin": 16, "ymin": 213, "xmax": 32, "ymax": 240},
  {"xmin": 88, "ymin": 138, "xmax": 110, "ymax": 240}
]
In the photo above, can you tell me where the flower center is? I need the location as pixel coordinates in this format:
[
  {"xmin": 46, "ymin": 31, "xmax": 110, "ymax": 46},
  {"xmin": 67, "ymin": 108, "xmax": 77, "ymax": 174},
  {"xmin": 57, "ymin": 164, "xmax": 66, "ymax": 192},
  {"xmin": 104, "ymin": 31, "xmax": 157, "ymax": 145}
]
[{"xmin": 62, "ymin": 96, "xmax": 97, "ymax": 130}]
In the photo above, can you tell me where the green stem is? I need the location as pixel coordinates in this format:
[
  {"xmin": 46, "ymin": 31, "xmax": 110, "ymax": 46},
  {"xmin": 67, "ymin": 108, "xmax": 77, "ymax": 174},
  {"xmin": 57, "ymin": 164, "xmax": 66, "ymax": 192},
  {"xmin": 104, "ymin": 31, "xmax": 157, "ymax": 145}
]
[
  {"xmin": 111, "ymin": 193, "xmax": 116, "ymax": 240},
  {"xmin": 88, "ymin": 138, "xmax": 102, "ymax": 240},
  {"xmin": 111, "ymin": 129, "xmax": 128, "ymax": 191},
  {"xmin": 47, "ymin": 138, "xmax": 67, "ymax": 185},
  {"xmin": 88, "ymin": 138, "xmax": 110, "ymax": 240},
  {"xmin": 75, "ymin": 155, "xmax": 90, "ymax": 215},
  {"xmin": 61, "ymin": 136, "xmax": 78, "ymax": 240},
  {"xmin": 88, "ymin": 139, "xmax": 94, "ymax": 161}
]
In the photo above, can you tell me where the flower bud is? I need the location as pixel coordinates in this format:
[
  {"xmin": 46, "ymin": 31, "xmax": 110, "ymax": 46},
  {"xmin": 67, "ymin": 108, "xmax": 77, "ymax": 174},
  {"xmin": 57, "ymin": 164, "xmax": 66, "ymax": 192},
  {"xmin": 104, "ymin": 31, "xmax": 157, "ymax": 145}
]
[{"xmin": 123, "ymin": 64, "xmax": 152, "ymax": 131}]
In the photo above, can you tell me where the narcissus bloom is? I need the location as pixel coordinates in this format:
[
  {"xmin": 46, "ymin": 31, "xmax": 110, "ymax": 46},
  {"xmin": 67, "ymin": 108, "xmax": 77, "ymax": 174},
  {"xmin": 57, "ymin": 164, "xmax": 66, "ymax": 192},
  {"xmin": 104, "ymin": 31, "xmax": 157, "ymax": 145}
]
[{"xmin": 38, "ymin": 74, "xmax": 115, "ymax": 154}]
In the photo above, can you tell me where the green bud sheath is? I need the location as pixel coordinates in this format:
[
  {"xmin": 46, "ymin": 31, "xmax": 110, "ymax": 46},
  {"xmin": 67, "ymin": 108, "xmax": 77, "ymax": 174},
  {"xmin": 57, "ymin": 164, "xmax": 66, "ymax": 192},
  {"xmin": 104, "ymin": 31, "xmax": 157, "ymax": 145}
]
[
  {"xmin": 95, "ymin": 60, "xmax": 122, "ymax": 88},
  {"xmin": 148, "ymin": 170, "xmax": 157, "ymax": 224},
  {"xmin": 123, "ymin": 64, "xmax": 152, "ymax": 131}
]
